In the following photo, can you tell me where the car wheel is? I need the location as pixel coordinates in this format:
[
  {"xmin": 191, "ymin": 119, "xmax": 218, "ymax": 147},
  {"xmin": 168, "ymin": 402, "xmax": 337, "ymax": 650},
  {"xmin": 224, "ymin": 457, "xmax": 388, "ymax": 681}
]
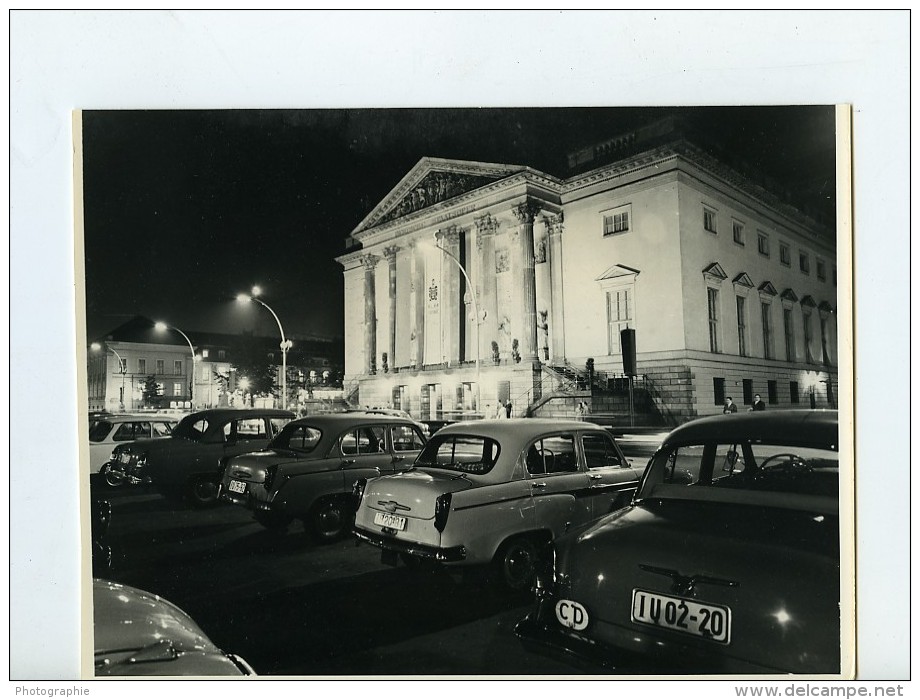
[
  {"xmin": 101, "ymin": 464, "xmax": 125, "ymax": 488},
  {"xmin": 495, "ymin": 536, "xmax": 539, "ymax": 592},
  {"xmin": 187, "ymin": 476, "xmax": 220, "ymax": 508},
  {"xmin": 309, "ymin": 497, "xmax": 351, "ymax": 542},
  {"xmin": 254, "ymin": 510, "xmax": 293, "ymax": 532}
]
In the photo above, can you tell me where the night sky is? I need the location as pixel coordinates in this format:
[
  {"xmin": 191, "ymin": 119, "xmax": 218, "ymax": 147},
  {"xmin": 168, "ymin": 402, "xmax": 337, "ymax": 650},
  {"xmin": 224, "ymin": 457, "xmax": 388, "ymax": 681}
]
[{"xmin": 80, "ymin": 106, "xmax": 837, "ymax": 344}]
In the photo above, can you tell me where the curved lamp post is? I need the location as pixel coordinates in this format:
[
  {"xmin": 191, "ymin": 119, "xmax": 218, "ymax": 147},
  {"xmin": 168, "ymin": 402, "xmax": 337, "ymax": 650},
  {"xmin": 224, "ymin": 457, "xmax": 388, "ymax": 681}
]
[
  {"xmin": 237, "ymin": 288, "xmax": 292, "ymax": 410},
  {"xmin": 420, "ymin": 238, "xmax": 483, "ymax": 417},
  {"xmin": 90, "ymin": 341, "xmax": 127, "ymax": 410},
  {"xmin": 155, "ymin": 322, "xmax": 196, "ymax": 407}
]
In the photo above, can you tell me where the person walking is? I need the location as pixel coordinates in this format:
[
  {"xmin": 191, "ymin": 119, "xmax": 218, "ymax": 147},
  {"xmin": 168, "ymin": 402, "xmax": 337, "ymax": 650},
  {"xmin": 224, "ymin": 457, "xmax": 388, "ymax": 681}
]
[
  {"xmin": 505, "ymin": 400, "xmax": 514, "ymax": 419},
  {"xmin": 723, "ymin": 396, "xmax": 738, "ymax": 414},
  {"xmin": 750, "ymin": 394, "xmax": 766, "ymax": 411}
]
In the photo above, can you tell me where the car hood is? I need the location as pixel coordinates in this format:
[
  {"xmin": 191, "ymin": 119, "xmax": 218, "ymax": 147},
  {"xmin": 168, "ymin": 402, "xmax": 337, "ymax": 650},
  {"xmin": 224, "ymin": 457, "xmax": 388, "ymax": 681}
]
[
  {"xmin": 362, "ymin": 468, "xmax": 475, "ymax": 519},
  {"xmin": 555, "ymin": 499, "xmax": 841, "ymax": 673}
]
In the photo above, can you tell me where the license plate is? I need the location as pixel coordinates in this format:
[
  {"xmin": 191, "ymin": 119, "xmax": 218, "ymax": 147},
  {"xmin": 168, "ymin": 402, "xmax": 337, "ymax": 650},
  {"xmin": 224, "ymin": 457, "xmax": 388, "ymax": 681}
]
[
  {"xmin": 374, "ymin": 512, "xmax": 406, "ymax": 531},
  {"xmin": 631, "ymin": 589, "xmax": 731, "ymax": 644},
  {"xmin": 228, "ymin": 480, "xmax": 247, "ymax": 494}
]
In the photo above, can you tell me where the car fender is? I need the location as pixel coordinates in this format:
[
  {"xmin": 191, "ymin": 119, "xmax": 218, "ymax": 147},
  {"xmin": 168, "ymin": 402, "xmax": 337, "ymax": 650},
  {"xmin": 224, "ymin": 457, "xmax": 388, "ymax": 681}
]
[{"xmin": 271, "ymin": 467, "xmax": 363, "ymax": 517}]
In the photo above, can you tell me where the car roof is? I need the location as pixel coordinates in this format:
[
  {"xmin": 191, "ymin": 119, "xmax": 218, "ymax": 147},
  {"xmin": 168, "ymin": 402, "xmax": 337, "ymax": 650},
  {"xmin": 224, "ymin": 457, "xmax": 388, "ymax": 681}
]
[
  {"xmin": 91, "ymin": 413, "xmax": 179, "ymax": 423},
  {"xmin": 181, "ymin": 408, "xmax": 295, "ymax": 422},
  {"xmin": 437, "ymin": 418, "xmax": 609, "ymax": 436},
  {"xmin": 661, "ymin": 409, "xmax": 838, "ymax": 449},
  {"xmin": 286, "ymin": 411, "xmax": 422, "ymax": 427}
]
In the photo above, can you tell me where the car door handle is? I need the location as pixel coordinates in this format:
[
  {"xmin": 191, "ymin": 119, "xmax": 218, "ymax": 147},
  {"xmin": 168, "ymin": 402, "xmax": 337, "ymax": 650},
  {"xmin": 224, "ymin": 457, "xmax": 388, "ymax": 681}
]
[
  {"xmin": 392, "ymin": 455, "xmax": 405, "ymax": 462},
  {"xmin": 341, "ymin": 459, "xmax": 355, "ymax": 467},
  {"xmin": 531, "ymin": 482, "xmax": 547, "ymax": 489},
  {"xmin": 589, "ymin": 474, "xmax": 603, "ymax": 480}
]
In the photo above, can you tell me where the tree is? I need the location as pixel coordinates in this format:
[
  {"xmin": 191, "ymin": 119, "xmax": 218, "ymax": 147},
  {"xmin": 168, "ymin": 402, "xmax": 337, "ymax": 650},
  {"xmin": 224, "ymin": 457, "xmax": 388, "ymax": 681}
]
[
  {"xmin": 229, "ymin": 333, "xmax": 278, "ymax": 403},
  {"xmin": 141, "ymin": 375, "xmax": 160, "ymax": 407}
]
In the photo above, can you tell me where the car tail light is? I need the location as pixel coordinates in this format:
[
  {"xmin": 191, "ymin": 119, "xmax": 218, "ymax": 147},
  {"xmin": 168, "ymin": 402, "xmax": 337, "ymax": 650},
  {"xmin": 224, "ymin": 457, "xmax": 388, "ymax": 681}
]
[
  {"xmin": 434, "ymin": 493, "xmax": 452, "ymax": 532},
  {"xmin": 264, "ymin": 465, "xmax": 279, "ymax": 492},
  {"xmin": 352, "ymin": 478, "xmax": 367, "ymax": 509}
]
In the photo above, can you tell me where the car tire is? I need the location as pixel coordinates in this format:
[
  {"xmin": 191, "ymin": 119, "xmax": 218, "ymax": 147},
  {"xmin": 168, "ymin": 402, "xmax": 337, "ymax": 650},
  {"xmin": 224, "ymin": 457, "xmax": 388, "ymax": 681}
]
[
  {"xmin": 308, "ymin": 496, "xmax": 351, "ymax": 543},
  {"xmin": 101, "ymin": 463, "xmax": 125, "ymax": 488},
  {"xmin": 254, "ymin": 510, "xmax": 293, "ymax": 532},
  {"xmin": 495, "ymin": 536, "xmax": 539, "ymax": 592},
  {"xmin": 187, "ymin": 475, "xmax": 220, "ymax": 508}
]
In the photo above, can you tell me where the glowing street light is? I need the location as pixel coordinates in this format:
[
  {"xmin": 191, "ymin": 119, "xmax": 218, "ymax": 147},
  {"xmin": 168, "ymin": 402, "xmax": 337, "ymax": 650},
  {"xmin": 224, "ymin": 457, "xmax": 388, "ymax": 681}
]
[
  {"xmin": 237, "ymin": 287, "xmax": 292, "ymax": 410},
  {"xmin": 90, "ymin": 341, "xmax": 127, "ymax": 410},
  {"xmin": 154, "ymin": 321, "xmax": 196, "ymax": 407}
]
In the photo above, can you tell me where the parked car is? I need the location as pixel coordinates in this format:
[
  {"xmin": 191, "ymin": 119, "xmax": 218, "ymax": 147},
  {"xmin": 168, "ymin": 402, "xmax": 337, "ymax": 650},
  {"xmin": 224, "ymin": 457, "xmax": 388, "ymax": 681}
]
[
  {"xmin": 93, "ymin": 579, "xmax": 256, "ymax": 676},
  {"xmin": 219, "ymin": 412, "xmax": 427, "ymax": 540},
  {"xmin": 352, "ymin": 418, "xmax": 639, "ymax": 590},
  {"xmin": 106, "ymin": 408, "xmax": 294, "ymax": 506},
  {"xmin": 88, "ymin": 414, "xmax": 179, "ymax": 486},
  {"xmin": 515, "ymin": 410, "xmax": 841, "ymax": 675},
  {"xmin": 91, "ymin": 499, "xmax": 113, "ymax": 577}
]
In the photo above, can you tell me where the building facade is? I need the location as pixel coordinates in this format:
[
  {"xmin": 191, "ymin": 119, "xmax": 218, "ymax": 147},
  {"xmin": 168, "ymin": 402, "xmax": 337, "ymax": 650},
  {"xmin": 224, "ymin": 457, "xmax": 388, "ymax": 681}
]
[{"xmin": 337, "ymin": 123, "xmax": 838, "ymax": 425}]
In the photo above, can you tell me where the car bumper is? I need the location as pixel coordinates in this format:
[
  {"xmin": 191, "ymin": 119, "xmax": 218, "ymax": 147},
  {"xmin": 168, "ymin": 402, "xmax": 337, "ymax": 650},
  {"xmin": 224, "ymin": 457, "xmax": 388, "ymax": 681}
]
[
  {"xmin": 218, "ymin": 487, "xmax": 273, "ymax": 511},
  {"xmin": 103, "ymin": 462, "xmax": 152, "ymax": 485},
  {"xmin": 352, "ymin": 526, "xmax": 466, "ymax": 562},
  {"xmin": 515, "ymin": 611, "xmax": 625, "ymax": 673}
]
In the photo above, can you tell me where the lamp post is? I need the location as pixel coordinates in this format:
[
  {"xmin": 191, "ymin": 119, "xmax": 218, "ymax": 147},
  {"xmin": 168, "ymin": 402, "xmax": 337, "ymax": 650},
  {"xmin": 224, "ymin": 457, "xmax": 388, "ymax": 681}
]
[
  {"xmin": 155, "ymin": 322, "xmax": 196, "ymax": 408},
  {"xmin": 90, "ymin": 342, "xmax": 127, "ymax": 411},
  {"xmin": 237, "ymin": 288, "xmax": 292, "ymax": 411},
  {"xmin": 421, "ymin": 238, "xmax": 483, "ymax": 417}
]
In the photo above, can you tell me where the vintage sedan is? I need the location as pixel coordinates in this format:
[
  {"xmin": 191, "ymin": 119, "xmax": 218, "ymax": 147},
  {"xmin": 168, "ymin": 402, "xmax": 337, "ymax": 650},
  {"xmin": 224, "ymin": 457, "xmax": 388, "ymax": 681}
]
[
  {"xmin": 516, "ymin": 410, "xmax": 842, "ymax": 675},
  {"xmin": 219, "ymin": 412, "xmax": 427, "ymax": 540},
  {"xmin": 93, "ymin": 579, "xmax": 256, "ymax": 676},
  {"xmin": 352, "ymin": 419, "xmax": 639, "ymax": 590},
  {"xmin": 88, "ymin": 414, "xmax": 178, "ymax": 486},
  {"xmin": 106, "ymin": 408, "xmax": 294, "ymax": 506}
]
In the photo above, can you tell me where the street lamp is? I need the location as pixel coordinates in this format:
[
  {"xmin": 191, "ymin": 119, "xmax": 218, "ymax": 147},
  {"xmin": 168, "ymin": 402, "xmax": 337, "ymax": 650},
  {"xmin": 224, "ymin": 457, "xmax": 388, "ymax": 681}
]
[
  {"xmin": 237, "ymin": 287, "xmax": 292, "ymax": 410},
  {"xmin": 155, "ymin": 321, "xmax": 196, "ymax": 408},
  {"xmin": 419, "ymin": 238, "xmax": 483, "ymax": 417},
  {"xmin": 90, "ymin": 341, "xmax": 126, "ymax": 411}
]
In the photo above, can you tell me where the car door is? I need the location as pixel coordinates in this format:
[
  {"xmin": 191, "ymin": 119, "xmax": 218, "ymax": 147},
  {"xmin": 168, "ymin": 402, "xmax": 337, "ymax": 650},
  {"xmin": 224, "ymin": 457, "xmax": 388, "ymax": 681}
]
[
  {"xmin": 388, "ymin": 423, "xmax": 426, "ymax": 474},
  {"xmin": 338, "ymin": 424, "xmax": 398, "ymax": 490},
  {"xmin": 526, "ymin": 432, "xmax": 593, "ymax": 535},
  {"xmin": 579, "ymin": 429, "xmax": 642, "ymax": 518},
  {"xmin": 223, "ymin": 416, "xmax": 272, "ymax": 458}
]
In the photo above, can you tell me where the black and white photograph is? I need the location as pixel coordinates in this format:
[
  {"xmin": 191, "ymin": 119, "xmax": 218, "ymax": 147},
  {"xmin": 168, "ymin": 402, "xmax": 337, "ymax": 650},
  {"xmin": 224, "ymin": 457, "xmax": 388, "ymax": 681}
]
[{"xmin": 10, "ymin": 10, "xmax": 910, "ymax": 689}]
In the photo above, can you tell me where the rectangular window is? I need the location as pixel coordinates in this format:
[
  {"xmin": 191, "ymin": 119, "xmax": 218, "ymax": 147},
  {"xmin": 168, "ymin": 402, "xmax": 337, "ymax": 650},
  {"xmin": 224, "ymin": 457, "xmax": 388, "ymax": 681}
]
[
  {"xmin": 783, "ymin": 308, "xmax": 795, "ymax": 362},
  {"xmin": 799, "ymin": 251, "xmax": 810, "ymax": 275},
  {"xmin": 137, "ymin": 358, "xmax": 146, "ymax": 374},
  {"xmin": 790, "ymin": 381, "xmax": 800, "ymax": 404},
  {"xmin": 736, "ymin": 296, "xmax": 747, "ymax": 356},
  {"xmin": 757, "ymin": 232, "xmax": 769, "ymax": 257},
  {"xmin": 742, "ymin": 378, "xmax": 753, "ymax": 406},
  {"xmin": 703, "ymin": 207, "xmax": 717, "ymax": 233},
  {"xmin": 767, "ymin": 380, "xmax": 778, "ymax": 404},
  {"xmin": 713, "ymin": 377, "xmax": 726, "ymax": 406},
  {"xmin": 174, "ymin": 360, "xmax": 182, "ymax": 374},
  {"xmin": 732, "ymin": 220, "xmax": 745, "ymax": 245},
  {"xmin": 803, "ymin": 309, "xmax": 815, "ymax": 363},
  {"xmin": 707, "ymin": 288, "xmax": 720, "ymax": 353},
  {"xmin": 156, "ymin": 359, "xmax": 165, "ymax": 375},
  {"xmin": 761, "ymin": 302, "xmax": 773, "ymax": 360},
  {"xmin": 201, "ymin": 366, "xmax": 210, "ymax": 380},
  {"xmin": 173, "ymin": 382, "xmax": 183, "ymax": 397},
  {"xmin": 606, "ymin": 288, "xmax": 633, "ymax": 353},
  {"xmin": 820, "ymin": 317, "xmax": 830, "ymax": 365},
  {"xmin": 602, "ymin": 207, "xmax": 630, "ymax": 235},
  {"xmin": 201, "ymin": 348, "xmax": 209, "ymax": 359},
  {"xmin": 816, "ymin": 258, "xmax": 826, "ymax": 282},
  {"xmin": 780, "ymin": 242, "xmax": 791, "ymax": 266}
]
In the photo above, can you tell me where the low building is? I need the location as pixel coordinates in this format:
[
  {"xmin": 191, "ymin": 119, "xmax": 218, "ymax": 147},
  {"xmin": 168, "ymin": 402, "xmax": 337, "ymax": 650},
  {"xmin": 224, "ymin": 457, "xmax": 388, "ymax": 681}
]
[{"xmin": 336, "ymin": 118, "xmax": 838, "ymax": 425}]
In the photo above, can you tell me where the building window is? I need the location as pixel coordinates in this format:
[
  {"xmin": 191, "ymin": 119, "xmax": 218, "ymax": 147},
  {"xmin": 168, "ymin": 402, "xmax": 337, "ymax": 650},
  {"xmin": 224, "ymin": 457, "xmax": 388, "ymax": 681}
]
[
  {"xmin": 767, "ymin": 379, "xmax": 778, "ymax": 404},
  {"xmin": 790, "ymin": 381, "xmax": 800, "ymax": 404},
  {"xmin": 156, "ymin": 359, "xmax": 165, "ymax": 375},
  {"xmin": 703, "ymin": 207, "xmax": 717, "ymax": 233},
  {"xmin": 218, "ymin": 349, "xmax": 226, "ymax": 360},
  {"xmin": 602, "ymin": 205, "xmax": 631, "ymax": 236},
  {"xmin": 202, "ymin": 348, "xmax": 209, "ymax": 359},
  {"xmin": 757, "ymin": 232, "xmax": 769, "ymax": 257},
  {"xmin": 606, "ymin": 287, "xmax": 634, "ymax": 354},
  {"xmin": 816, "ymin": 258, "xmax": 826, "ymax": 282},
  {"xmin": 799, "ymin": 251, "xmax": 810, "ymax": 275},
  {"xmin": 707, "ymin": 287, "xmax": 721, "ymax": 353},
  {"xmin": 732, "ymin": 220, "xmax": 745, "ymax": 246},
  {"xmin": 736, "ymin": 296, "xmax": 747, "ymax": 357},
  {"xmin": 174, "ymin": 360, "xmax": 182, "ymax": 374},
  {"xmin": 742, "ymin": 378, "xmax": 753, "ymax": 406},
  {"xmin": 761, "ymin": 302, "xmax": 774, "ymax": 360},
  {"xmin": 201, "ymin": 366, "xmax": 210, "ymax": 380},
  {"xmin": 803, "ymin": 309, "xmax": 815, "ymax": 363},
  {"xmin": 780, "ymin": 242, "xmax": 791, "ymax": 266},
  {"xmin": 137, "ymin": 358, "xmax": 146, "ymax": 374},
  {"xmin": 783, "ymin": 308, "xmax": 796, "ymax": 362},
  {"xmin": 267, "ymin": 352, "xmax": 275, "ymax": 361},
  {"xmin": 173, "ymin": 382, "xmax": 183, "ymax": 397},
  {"xmin": 713, "ymin": 377, "xmax": 726, "ymax": 406},
  {"xmin": 118, "ymin": 358, "xmax": 127, "ymax": 374},
  {"xmin": 820, "ymin": 316, "xmax": 831, "ymax": 365}
]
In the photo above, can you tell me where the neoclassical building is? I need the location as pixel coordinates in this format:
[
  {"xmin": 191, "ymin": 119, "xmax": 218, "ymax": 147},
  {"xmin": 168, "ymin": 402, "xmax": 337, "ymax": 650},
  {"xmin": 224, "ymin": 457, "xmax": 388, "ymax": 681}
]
[{"xmin": 337, "ymin": 119, "xmax": 838, "ymax": 425}]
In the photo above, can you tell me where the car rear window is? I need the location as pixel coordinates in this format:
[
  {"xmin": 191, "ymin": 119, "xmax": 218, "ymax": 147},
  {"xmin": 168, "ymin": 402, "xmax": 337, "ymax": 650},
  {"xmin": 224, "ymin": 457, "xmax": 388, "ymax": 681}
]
[
  {"xmin": 272, "ymin": 424, "xmax": 323, "ymax": 453},
  {"xmin": 414, "ymin": 434, "xmax": 500, "ymax": 475},
  {"xmin": 88, "ymin": 420, "xmax": 113, "ymax": 443}
]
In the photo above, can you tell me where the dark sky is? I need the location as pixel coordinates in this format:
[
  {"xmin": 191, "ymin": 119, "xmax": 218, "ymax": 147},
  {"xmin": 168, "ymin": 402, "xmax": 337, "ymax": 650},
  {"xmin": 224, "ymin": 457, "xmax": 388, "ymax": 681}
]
[{"xmin": 80, "ymin": 106, "xmax": 836, "ymax": 343}]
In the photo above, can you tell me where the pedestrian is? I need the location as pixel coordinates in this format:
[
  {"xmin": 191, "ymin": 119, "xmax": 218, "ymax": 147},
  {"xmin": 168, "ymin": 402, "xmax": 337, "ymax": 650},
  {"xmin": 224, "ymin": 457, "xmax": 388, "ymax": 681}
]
[
  {"xmin": 495, "ymin": 402, "xmax": 505, "ymax": 419},
  {"xmin": 576, "ymin": 401, "xmax": 585, "ymax": 420},
  {"xmin": 750, "ymin": 394, "xmax": 766, "ymax": 411},
  {"xmin": 723, "ymin": 396, "xmax": 738, "ymax": 414},
  {"xmin": 505, "ymin": 400, "xmax": 514, "ymax": 419}
]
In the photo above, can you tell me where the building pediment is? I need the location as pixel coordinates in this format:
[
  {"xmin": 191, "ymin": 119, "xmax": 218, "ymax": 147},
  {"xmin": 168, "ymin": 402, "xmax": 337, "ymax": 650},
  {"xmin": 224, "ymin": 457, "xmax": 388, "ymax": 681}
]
[
  {"xmin": 800, "ymin": 295, "xmax": 817, "ymax": 308},
  {"xmin": 702, "ymin": 262, "xmax": 728, "ymax": 282},
  {"xmin": 351, "ymin": 157, "xmax": 526, "ymax": 235},
  {"xmin": 596, "ymin": 264, "xmax": 640, "ymax": 286},
  {"xmin": 732, "ymin": 272, "xmax": 755, "ymax": 288},
  {"xmin": 758, "ymin": 281, "xmax": 778, "ymax": 296},
  {"xmin": 781, "ymin": 288, "xmax": 799, "ymax": 303}
]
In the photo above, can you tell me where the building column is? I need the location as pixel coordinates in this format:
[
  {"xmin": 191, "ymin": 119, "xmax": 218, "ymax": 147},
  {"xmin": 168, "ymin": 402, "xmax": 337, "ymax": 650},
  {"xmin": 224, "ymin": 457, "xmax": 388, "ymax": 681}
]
[
  {"xmin": 383, "ymin": 245, "xmax": 400, "ymax": 371},
  {"xmin": 361, "ymin": 253, "xmax": 379, "ymax": 374},
  {"xmin": 436, "ymin": 226, "xmax": 461, "ymax": 365},
  {"xmin": 512, "ymin": 201, "xmax": 541, "ymax": 362},
  {"xmin": 545, "ymin": 213, "xmax": 566, "ymax": 362},
  {"xmin": 410, "ymin": 240, "xmax": 425, "ymax": 369},
  {"xmin": 476, "ymin": 213, "xmax": 499, "ymax": 363}
]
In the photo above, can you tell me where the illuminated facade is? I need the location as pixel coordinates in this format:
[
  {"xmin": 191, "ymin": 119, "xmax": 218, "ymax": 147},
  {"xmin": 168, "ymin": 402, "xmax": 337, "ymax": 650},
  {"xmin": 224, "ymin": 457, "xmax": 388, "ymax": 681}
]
[{"xmin": 337, "ymin": 123, "xmax": 838, "ymax": 424}]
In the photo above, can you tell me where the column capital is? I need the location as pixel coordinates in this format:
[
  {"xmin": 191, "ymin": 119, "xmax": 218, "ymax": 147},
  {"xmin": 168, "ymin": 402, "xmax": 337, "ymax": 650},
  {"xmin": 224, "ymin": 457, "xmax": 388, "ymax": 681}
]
[
  {"xmin": 543, "ymin": 212, "xmax": 565, "ymax": 236},
  {"xmin": 435, "ymin": 225, "xmax": 461, "ymax": 246},
  {"xmin": 383, "ymin": 245, "xmax": 401, "ymax": 262},
  {"xmin": 360, "ymin": 253, "xmax": 380, "ymax": 271},
  {"xmin": 512, "ymin": 201, "xmax": 541, "ymax": 225}
]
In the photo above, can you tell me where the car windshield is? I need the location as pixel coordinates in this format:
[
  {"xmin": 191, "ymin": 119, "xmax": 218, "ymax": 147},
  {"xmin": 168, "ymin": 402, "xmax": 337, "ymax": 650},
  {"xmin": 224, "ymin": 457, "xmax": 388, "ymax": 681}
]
[
  {"xmin": 271, "ymin": 424, "xmax": 323, "ymax": 453},
  {"xmin": 641, "ymin": 439, "xmax": 839, "ymax": 500},
  {"xmin": 88, "ymin": 420, "xmax": 113, "ymax": 443},
  {"xmin": 171, "ymin": 416, "xmax": 210, "ymax": 442},
  {"xmin": 413, "ymin": 434, "xmax": 500, "ymax": 475}
]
